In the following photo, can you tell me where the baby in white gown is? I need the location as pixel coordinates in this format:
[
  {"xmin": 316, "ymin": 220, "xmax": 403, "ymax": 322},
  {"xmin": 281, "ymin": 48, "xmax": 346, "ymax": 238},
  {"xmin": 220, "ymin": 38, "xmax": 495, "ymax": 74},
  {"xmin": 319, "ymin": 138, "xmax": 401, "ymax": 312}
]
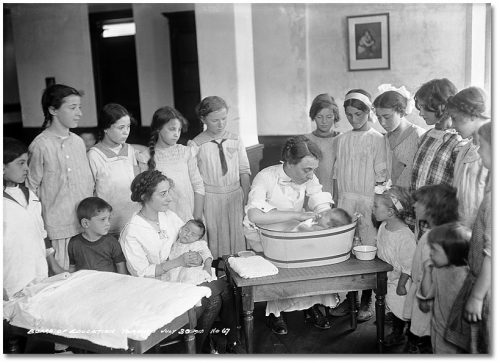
[{"xmin": 162, "ymin": 219, "xmax": 216, "ymax": 285}]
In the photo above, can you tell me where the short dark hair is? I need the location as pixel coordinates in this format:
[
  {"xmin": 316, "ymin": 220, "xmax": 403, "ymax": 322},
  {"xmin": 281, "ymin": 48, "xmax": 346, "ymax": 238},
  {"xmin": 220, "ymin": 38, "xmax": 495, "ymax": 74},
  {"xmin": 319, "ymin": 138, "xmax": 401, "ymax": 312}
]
[
  {"xmin": 3, "ymin": 137, "xmax": 28, "ymax": 164},
  {"xmin": 412, "ymin": 184, "xmax": 459, "ymax": 226},
  {"xmin": 195, "ymin": 96, "xmax": 228, "ymax": 120},
  {"xmin": 377, "ymin": 185, "xmax": 414, "ymax": 221},
  {"xmin": 309, "ymin": 93, "xmax": 340, "ymax": 123},
  {"xmin": 77, "ymin": 197, "xmax": 112, "ymax": 225},
  {"xmin": 281, "ymin": 135, "xmax": 322, "ymax": 165},
  {"xmin": 428, "ymin": 222, "xmax": 471, "ymax": 266},
  {"xmin": 41, "ymin": 84, "xmax": 81, "ymax": 129},
  {"xmin": 187, "ymin": 219, "xmax": 206, "ymax": 237},
  {"xmin": 327, "ymin": 208, "xmax": 352, "ymax": 227},
  {"xmin": 130, "ymin": 170, "xmax": 174, "ymax": 205},
  {"xmin": 373, "ymin": 90, "xmax": 408, "ymax": 116},
  {"xmin": 97, "ymin": 103, "xmax": 135, "ymax": 141},
  {"xmin": 414, "ymin": 78, "xmax": 457, "ymax": 119}
]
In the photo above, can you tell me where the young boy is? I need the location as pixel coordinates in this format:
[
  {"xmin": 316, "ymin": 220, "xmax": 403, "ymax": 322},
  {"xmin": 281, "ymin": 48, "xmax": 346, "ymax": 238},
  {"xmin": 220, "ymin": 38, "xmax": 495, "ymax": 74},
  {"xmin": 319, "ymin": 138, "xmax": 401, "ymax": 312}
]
[
  {"xmin": 68, "ymin": 197, "xmax": 127, "ymax": 274},
  {"xmin": 162, "ymin": 219, "xmax": 215, "ymax": 285},
  {"xmin": 3, "ymin": 137, "xmax": 62, "ymax": 300}
]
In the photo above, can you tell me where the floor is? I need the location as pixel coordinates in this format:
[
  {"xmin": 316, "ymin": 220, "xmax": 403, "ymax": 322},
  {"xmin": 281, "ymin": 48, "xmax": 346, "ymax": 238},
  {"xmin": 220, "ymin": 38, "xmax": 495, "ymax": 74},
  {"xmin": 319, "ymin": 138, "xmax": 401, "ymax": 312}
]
[{"xmin": 156, "ymin": 292, "xmax": 411, "ymax": 355}]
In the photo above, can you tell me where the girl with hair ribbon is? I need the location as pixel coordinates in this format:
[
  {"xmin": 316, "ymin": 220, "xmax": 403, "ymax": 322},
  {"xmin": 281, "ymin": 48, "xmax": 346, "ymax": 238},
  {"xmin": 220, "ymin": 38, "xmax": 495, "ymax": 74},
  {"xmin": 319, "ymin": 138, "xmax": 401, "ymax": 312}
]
[{"xmin": 329, "ymin": 89, "xmax": 388, "ymax": 322}]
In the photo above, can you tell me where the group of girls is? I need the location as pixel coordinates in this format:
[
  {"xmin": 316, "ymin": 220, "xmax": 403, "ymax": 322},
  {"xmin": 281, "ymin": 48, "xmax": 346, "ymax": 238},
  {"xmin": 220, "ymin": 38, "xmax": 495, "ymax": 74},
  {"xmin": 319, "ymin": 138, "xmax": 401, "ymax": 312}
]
[
  {"xmin": 307, "ymin": 79, "xmax": 490, "ymax": 354},
  {"xmin": 17, "ymin": 77, "xmax": 490, "ymax": 354},
  {"xmin": 27, "ymin": 85, "xmax": 250, "ymax": 272}
]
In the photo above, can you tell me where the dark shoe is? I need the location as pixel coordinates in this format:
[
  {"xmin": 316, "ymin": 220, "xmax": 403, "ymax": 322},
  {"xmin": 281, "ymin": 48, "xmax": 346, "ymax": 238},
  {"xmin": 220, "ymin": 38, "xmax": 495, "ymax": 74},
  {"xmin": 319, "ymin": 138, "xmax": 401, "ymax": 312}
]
[
  {"xmin": 416, "ymin": 336, "xmax": 433, "ymax": 354},
  {"xmin": 304, "ymin": 305, "xmax": 331, "ymax": 329},
  {"xmin": 266, "ymin": 314, "xmax": 288, "ymax": 335},
  {"xmin": 405, "ymin": 341, "xmax": 420, "ymax": 354},
  {"xmin": 357, "ymin": 303, "xmax": 373, "ymax": 322},
  {"xmin": 226, "ymin": 340, "xmax": 247, "ymax": 354},
  {"xmin": 383, "ymin": 332, "xmax": 406, "ymax": 347},
  {"xmin": 328, "ymin": 299, "xmax": 351, "ymax": 317}
]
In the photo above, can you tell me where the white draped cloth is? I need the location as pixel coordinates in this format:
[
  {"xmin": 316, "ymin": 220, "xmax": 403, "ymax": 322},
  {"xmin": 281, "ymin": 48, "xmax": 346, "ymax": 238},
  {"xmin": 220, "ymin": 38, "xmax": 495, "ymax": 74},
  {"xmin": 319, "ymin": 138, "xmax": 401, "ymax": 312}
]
[{"xmin": 4, "ymin": 270, "xmax": 211, "ymax": 350}]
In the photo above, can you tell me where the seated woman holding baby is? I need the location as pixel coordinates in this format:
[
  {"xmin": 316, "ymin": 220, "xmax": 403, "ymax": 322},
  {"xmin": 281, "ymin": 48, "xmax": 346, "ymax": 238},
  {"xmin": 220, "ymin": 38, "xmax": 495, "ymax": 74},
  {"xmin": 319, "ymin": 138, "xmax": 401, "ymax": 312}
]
[
  {"xmin": 119, "ymin": 170, "xmax": 244, "ymax": 353},
  {"xmin": 243, "ymin": 135, "xmax": 351, "ymax": 335}
]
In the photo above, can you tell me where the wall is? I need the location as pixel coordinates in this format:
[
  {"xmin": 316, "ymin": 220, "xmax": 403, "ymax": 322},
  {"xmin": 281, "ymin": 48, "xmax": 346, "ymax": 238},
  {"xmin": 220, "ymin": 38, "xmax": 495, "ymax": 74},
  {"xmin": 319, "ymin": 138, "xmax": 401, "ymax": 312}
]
[
  {"xmin": 253, "ymin": 3, "xmax": 470, "ymax": 135},
  {"xmin": 252, "ymin": 4, "xmax": 309, "ymax": 136},
  {"xmin": 9, "ymin": 4, "xmax": 97, "ymax": 128},
  {"xmin": 133, "ymin": 3, "xmax": 194, "ymax": 127},
  {"xmin": 195, "ymin": 3, "xmax": 259, "ymax": 146}
]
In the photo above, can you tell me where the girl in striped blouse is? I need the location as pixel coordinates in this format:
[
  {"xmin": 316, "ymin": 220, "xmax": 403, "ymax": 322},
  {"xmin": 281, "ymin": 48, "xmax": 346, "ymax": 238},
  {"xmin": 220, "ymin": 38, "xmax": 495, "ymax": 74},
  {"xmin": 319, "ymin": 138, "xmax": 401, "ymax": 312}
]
[{"xmin": 27, "ymin": 84, "xmax": 94, "ymax": 271}]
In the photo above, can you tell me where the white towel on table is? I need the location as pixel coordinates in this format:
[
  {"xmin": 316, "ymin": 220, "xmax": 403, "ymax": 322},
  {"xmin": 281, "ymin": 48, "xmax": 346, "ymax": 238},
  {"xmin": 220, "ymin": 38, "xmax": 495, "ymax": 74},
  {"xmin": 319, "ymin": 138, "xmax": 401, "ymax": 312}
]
[
  {"xmin": 4, "ymin": 270, "xmax": 211, "ymax": 350},
  {"xmin": 228, "ymin": 255, "xmax": 278, "ymax": 278}
]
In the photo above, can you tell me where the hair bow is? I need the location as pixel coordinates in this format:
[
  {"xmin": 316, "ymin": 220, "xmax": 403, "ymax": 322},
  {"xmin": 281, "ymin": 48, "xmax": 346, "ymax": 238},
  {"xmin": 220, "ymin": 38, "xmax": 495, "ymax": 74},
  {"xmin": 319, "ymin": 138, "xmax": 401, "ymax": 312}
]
[
  {"xmin": 374, "ymin": 179, "xmax": 392, "ymax": 195},
  {"xmin": 377, "ymin": 84, "xmax": 415, "ymax": 115},
  {"xmin": 374, "ymin": 180, "xmax": 404, "ymax": 212}
]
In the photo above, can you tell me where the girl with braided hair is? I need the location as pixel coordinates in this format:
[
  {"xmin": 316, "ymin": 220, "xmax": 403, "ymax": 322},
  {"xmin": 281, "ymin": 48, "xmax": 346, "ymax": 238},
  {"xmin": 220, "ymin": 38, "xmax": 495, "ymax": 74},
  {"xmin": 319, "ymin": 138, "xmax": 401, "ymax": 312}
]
[
  {"xmin": 137, "ymin": 106, "xmax": 204, "ymax": 222},
  {"xmin": 87, "ymin": 103, "xmax": 141, "ymax": 236},
  {"xmin": 446, "ymin": 86, "xmax": 490, "ymax": 228},
  {"xmin": 27, "ymin": 84, "xmax": 94, "ymax": 270}
]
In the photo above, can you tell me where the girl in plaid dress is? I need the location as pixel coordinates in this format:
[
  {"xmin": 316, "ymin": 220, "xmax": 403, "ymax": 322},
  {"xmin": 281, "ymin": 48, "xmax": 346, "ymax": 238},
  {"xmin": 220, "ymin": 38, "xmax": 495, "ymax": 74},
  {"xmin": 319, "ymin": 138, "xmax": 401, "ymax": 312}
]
[{"xmin": 410, "ymin": 78, "xmax": 465, "ymax": 192}]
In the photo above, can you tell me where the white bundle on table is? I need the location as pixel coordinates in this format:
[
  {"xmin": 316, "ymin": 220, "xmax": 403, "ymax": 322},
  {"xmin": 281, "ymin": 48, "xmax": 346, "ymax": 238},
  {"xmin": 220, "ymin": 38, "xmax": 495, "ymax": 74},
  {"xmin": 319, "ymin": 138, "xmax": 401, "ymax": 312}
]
[{"xmin": 228, "ymin": 255, "xmax": 278, "ymax": 278}]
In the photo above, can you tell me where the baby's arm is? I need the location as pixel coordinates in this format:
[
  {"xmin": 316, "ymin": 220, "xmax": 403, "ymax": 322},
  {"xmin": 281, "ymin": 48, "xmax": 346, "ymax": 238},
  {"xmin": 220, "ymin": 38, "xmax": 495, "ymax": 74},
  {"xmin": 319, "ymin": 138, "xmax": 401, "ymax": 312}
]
[{"xmin": 198, "ymin": 241, "xmax": 213, "ymax": 276}]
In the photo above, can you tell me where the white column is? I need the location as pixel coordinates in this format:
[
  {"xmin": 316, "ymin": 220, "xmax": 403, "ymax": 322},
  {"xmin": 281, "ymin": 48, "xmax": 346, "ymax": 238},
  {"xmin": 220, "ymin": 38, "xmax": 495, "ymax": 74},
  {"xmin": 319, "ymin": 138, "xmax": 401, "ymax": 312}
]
[{"xmin": 195, "ymin": 3, "xmax": 259, "ymax": 146}]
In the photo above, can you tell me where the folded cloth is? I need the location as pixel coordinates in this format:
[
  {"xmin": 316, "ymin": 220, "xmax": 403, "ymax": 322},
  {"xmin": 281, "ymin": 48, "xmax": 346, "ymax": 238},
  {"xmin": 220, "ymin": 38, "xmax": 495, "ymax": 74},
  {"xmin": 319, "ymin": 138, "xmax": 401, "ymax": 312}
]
[
  {"xmin": 228, "ymin": 255, "xmax": 279, "ymax": 278},
  {"xmin": 4, "ymin": 270, "xmax": 211, "ymax": 350}
]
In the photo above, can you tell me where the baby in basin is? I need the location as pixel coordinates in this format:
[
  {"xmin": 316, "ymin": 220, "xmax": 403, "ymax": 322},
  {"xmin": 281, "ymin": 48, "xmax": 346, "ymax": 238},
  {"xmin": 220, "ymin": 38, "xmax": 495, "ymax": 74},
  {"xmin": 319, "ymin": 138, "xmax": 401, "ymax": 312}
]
[
  {"xmin": 292, "ymin": 191, "xmax": 353, "ymax": 231},
  {"xmin": 293, "ymin": 208, "xmax": 353, "ymax": 232},
  {"xmin": 162, "ymin": 219, "xmax": 216, "ymax": 285}
]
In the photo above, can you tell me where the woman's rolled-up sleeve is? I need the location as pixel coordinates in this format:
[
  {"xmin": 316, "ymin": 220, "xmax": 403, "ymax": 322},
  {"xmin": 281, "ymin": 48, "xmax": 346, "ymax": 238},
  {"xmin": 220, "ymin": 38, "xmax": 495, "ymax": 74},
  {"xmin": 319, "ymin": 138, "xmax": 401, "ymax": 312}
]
[
  {"xmin": 244, "ymin": 170, "xmax": 276, "ymax": 215},
  {"xmin": 305, "ymin": 174, "xmax": 323, "ymax": 196}
]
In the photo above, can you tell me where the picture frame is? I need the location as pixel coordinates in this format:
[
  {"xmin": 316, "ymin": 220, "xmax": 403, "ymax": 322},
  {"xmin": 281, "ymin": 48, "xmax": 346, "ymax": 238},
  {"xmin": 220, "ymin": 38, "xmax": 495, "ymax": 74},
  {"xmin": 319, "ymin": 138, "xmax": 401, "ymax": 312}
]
[{"xmin": 347, "ymin": 13, "xmax": 390, "ymax": 71}]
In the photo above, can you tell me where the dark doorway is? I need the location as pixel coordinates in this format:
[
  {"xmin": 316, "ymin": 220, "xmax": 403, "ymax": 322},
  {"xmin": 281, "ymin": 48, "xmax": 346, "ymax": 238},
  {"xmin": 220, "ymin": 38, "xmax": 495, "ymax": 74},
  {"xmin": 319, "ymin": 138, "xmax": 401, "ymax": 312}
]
[
  {"xmin": 163, "ymin": 11, "xmax": 202, "ymax": 143},
  {"xmin": 89, "ymin": 10, "xmax": 141, "ymax": 127}
]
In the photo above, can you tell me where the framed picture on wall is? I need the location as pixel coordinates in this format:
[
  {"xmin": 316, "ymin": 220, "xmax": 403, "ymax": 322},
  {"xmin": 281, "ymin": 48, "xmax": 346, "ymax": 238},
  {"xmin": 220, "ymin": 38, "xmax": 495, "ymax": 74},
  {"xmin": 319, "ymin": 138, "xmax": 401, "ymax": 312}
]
[{"xmin": 347, "ymin": 13, "xmax": 390, "ymax": 71}]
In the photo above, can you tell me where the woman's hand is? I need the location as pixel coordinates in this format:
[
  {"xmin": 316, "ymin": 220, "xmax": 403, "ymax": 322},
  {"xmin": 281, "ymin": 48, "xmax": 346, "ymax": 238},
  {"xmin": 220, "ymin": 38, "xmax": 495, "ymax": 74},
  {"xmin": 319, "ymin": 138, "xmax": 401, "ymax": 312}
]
[
  {"xmin": 464, "ymin": 295, "xmax": 483, "ymax": 323},
  {"xmin": 295, "ymin": 211, "xmax": 317, "ymax": 222},
  {"xmin": 180, "ymin": 252, "xmax": 203, "ymax": 267}
]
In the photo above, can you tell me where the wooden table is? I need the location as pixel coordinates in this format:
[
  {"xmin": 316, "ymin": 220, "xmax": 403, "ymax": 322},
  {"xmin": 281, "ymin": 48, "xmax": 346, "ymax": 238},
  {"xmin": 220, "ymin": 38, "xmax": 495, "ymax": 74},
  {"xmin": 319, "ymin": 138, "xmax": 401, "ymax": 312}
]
[
  {"xmin": 224, "ymin": 256, "xmax": 393, "ymax": 353},
  {"xmin": 5, "ymin": 308, "xmax": 197, "ymax": 354}
]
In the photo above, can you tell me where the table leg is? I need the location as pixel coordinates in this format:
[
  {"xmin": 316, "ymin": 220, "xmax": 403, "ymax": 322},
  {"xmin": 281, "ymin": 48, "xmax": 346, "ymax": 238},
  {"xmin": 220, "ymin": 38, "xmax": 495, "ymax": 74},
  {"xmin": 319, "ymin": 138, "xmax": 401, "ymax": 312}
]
[
  {"xmin": 347, "ymin": 291, "xmax": 358, "ymax": 330},
  {"xmin": 185, "ymin": 308, "xmax": 197, "ymax": 354},
  {"xmin": 375, "ymin": 272, "xmax": 388, "ymax": 353},
  {"xmin": 241, "ymin": 286, "xmax": 254, "ymax": 354}
]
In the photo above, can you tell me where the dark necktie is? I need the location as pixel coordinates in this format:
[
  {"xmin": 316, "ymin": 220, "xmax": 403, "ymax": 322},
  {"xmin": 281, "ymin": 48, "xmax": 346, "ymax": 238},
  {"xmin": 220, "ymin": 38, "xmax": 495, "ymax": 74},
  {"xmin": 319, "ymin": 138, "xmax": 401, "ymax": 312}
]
[{"xmin": 211, "ymin": 139, "xmax": 228, "ymax": 176}]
